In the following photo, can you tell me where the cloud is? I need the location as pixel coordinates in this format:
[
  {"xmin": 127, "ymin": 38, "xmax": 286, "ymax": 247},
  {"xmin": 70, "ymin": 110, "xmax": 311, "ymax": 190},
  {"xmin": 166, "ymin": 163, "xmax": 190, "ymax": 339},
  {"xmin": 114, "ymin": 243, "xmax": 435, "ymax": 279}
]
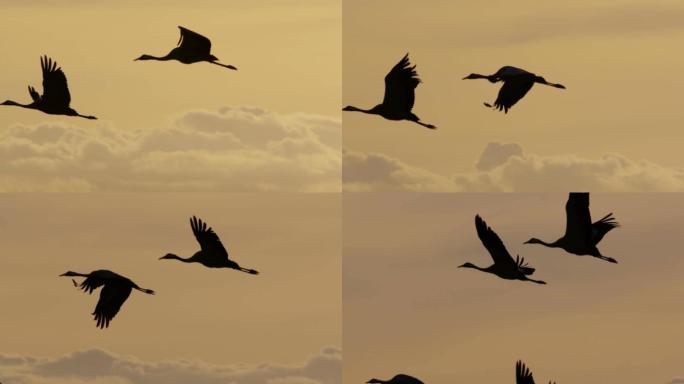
[
  {"xmin": 0, "ymin": 106, "xmax": 341, "ymax": 192},
  {"xmin": 344, "ymin": 142, "xmax": 684, "ymax": 192},
  {"xmin": 0, "ymin": 346, "xmax": 341, "ymax": 384}
]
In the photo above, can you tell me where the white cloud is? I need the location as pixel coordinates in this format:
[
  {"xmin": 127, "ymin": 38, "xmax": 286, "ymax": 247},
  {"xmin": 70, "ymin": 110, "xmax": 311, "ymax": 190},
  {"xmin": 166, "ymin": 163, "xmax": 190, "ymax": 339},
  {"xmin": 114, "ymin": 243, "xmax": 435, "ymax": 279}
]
[
  {"xmin": 0, "ymin": 346, "xmax": 341, "ymax": 384},
  {"xmin": 344, "ymin": 142, "xmax": 684, "ymax": 192},
  {"xmin": 0, "ymin": 107, "xmax": 341, "ymax": 192}
]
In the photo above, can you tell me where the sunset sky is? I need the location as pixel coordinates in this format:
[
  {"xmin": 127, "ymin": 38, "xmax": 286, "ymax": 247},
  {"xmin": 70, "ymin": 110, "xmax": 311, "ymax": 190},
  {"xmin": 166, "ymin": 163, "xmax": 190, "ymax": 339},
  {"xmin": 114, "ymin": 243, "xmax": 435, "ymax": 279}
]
[
  {"xmin": 344, "ymin": 193, "xmax": 684, "ymax": 384},
  {"xmin": 343, "ymin": 0, "xmax": 684, "ymax": 191},
  {"xmin": 0, "ymin": 193, "xmax": 341, "ymax": 384},
  {"xmin": 0, "ymin": 0, "xmax": 341, "ymax": 192}
]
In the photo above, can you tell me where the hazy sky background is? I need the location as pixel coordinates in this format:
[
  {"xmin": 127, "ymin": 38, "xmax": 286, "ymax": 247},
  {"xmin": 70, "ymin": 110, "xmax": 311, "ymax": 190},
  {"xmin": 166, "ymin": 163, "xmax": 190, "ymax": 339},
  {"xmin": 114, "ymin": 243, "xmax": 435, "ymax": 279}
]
[
  {"xmin": 344, "ymin": 193, "xmax": 684, "ymax": 384},
  {"xmin": 343, "ymin": 0, "xmax": 684, "ymax": 191},
  {"xmin": 0, "ymin": 193, "xmax": 341, "ymax": 383},
  {"xmin": 0, "ymin": 0, "xmax": 341, "ymax": 192}
]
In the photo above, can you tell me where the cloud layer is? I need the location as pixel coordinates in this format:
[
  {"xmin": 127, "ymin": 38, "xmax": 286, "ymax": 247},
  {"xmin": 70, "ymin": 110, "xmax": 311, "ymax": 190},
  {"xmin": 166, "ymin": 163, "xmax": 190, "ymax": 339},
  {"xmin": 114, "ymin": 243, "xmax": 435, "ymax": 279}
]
[
  {"xmin": 0, "ymin": 107, "xmax": 341, "ymax": 192},
  {"xmin": 344, "ymin": 142, "xmax": 684, "ymax": 192},
  {"xmin": 0, "ymin": 346, "xmax": 341, "ymax": 384}
]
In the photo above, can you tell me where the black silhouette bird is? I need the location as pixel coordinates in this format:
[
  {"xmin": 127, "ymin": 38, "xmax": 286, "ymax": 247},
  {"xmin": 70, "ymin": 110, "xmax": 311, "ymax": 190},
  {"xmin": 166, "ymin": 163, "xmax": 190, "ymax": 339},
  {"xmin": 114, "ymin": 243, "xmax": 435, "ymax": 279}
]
[
  {"xmin": 1, "ymin": 56, "xmax": 97, "ymax": 119},
  {"xmin": 459, "ymin": 215, "xmax": 546, "ymax": 284},
  {"xmin": 135, "ymin": 26, "xmax": 237, "ymax": 70},
  {"xmin": 160, "ymin": 216, "xmax": 258, "ymax": 274},
  {"xmin": 525, "ymin": 192, "xmax": 619, "ymax": 264},
  {"xmin": 463, "ymin": 66, "xmax": 565, "ymax": 113},
  {"xmin": 366, "ymin": 374, "xmax": 424, "ymax": 384},
  {"xmin": 343, "ymin": 53, "xmax": 435, "ymax": 129},
  {"xmin": 516, "ymin": 360, "xmax": 556, "ymax": 384},
  {"xmin": 60, "ymin": 270, "xmax": 154, "ymax": 329}
]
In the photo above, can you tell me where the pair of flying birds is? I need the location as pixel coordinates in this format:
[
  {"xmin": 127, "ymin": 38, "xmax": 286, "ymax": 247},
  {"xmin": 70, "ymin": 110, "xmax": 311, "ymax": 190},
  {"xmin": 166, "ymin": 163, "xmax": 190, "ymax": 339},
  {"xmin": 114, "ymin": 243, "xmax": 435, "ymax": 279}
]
[
  {"xmin": 461, "ymin": 192, "xmax": 619, "ymax": 285},
  {"xmin": 1, "ymin": 26, "xmax": 235, "ymax": 120},
  {"xmin": 60, "ymin": 216, "xmax": 257, "ymax": 329},
  {"xmin": 343, "ymin": 54, "xmax": 566, "ymax": 129}
]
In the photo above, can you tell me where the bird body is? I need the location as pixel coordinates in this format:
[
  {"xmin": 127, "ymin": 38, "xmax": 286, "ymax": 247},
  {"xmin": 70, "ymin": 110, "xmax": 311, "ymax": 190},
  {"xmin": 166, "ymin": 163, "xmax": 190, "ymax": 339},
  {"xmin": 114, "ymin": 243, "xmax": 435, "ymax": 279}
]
[
  {"xmin": 1, "ymin": 56, "xmax": 97, "ymax": 119},
  {"xmin": 460, "ymin": 215, "xmax": 546, "ymax": 284},
  {"xmin": 60, "ymin": 269, "xmax": 154, "ymax": 329},
  {"xmin": 463, "ymin": 66, "xmax": 565, "ymax": 113},
  {"xmin": 525, "ymin": 192, "xmax": 619, "ymax": 263},
  {"xmin": 343, "ymin": 53, "xmax": 435, "ymax": 129},
  {"xmin": 366, "ymin": 374, "xmax": 424, "ymax": 384},
  {"xmin": 136, "ymin": 26, "xmax": 237, "ymax": 70},
  {"xmin": 161, "ymin": 216, "xmax": 258, "ymax": 274}
]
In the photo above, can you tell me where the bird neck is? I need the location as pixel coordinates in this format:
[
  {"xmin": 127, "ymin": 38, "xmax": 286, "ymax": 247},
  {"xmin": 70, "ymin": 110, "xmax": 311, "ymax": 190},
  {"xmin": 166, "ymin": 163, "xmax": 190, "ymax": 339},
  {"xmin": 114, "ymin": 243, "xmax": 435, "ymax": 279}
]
[
  {"xmin": 343, "ymin": 105, "xmax": 380, "ymax": 114},
  {"xmin": 1, "ymin": 100, "xmax": 31, "ymax": 108},
  {"xmin": 528, "ymin": 238, "xmax": 558, "ymax": 248},
  {"xmin": 166, "ymin": 254, "xmax": 194, "ymax": 262},
  {"xmin": 137, "ymin": 54, "xmax": 171, "ymax": 61}
]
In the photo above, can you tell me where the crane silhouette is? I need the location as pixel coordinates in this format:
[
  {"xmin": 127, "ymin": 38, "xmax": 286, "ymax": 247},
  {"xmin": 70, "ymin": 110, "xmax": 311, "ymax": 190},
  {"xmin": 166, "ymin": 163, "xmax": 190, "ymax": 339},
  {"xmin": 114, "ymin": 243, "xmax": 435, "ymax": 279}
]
[
  {"xmin": 160, "ymin": 216, "xmax": 259, "ymax": 274},
  {"xmin": 516, "ymin": 360, "xmax": 556, "ymax": 384},
  {"xmin": 1, "ymin": 56, "xmax": 97, "ymax": 119},
  {"xmin": 463, "ymin": 66, "xmax": 565, "ymax": 113},
  {"xmin": 60, "ymin": 269, "xmax": 154, "ymax": 329},
  {"xmin": 343, "ymin": 53, "xmax": 435, "ymax": 129},
  {"xmin": 524, "ymin": 192, "xmax": 619, "ymax": 263},
  {"xmin": 366, "ymin": 374, "xmax": 424, "ymax": 384},
  {"xmin": 459, "ymin": 215, "xmax": 546, "ymax": 284},
  {"xmin": 135, "ymin": 26, "xmax": 237, "ymax": 70}
]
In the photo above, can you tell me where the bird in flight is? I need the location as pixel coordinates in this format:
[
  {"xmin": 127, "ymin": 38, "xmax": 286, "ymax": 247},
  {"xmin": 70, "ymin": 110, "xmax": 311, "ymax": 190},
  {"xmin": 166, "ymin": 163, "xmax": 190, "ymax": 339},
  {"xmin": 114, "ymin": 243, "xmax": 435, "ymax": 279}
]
[
  {"xmin": 525, "ymin": 192, "xmax": 619, "ymax": 263},
  {"xmin": 1, "ymin": 56, "xmax": 97, "ymax": 119},
  {"xmin": 135, "ymin": 26, "xmax": 237, "ymax": 70},
  {"xmin": 60, "ymin": 269, "xmax": 154, "ymax": 329},
  {"xmin": 463, "ymin": 66, "xmax": 565, "ymax": 113},
  {"xmin": 160, "ymin": 216, "xmax": 259, "ymax": 274},
  {"xmin": 459, "ymin": 215, "xmax": 546, "ymax": 284},
  {"xmin": 516, "ymin": 360, "xmax": 556, "ymax": 384},
  {"xmin": 366, "ymin": 374, "xmax": 424, "ymax": 384},
  {"xmin": 343, "ymin": 53, "xmax": 436, "ymax": 129}
]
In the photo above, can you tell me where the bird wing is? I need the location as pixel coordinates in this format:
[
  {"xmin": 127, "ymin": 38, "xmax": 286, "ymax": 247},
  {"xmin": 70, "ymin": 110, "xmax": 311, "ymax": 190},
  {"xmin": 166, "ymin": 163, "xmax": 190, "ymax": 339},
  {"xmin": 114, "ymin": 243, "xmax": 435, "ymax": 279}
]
[
  {"xmin": 475, "ymin": 215, "xmax": 517, "ymax": 268},
  {"xmin": 493, "ymin": 75, "xmax": 534, "ymax": 112},
  {"xmin": 93, "ymin": 282, "xmax": 132, "ymax": 329},
  {"xmin": 79, "ymin": 274, "xmax": 105, "ymax": 294},
  {"xmin": 177, "ymin": 26, "xmax": 212, "ymax": 55},
  {"xmin": 382, "ymin": 53, "xmax": 421, "ymax": 113},
  {"xmin": 564, "ymin": 192, "xmax": 593, "ymax": 247},
  {"xmin": 190, "ymin": 216, "xmax": 230, "ymax": 260},
  {"xmin": 28, "ymin": 86, "xmax": 40, "ymax": 102},
  {"xmin": 40, "ymin": 56, "xmax": 71, "ymax": 109},
  {"xmin": 516, "ymin": 361, "xmax": 536, "ymax": 384},
  {"xmin": 592, "ymin": 212, "xmax": 619, "ymax": 244}
]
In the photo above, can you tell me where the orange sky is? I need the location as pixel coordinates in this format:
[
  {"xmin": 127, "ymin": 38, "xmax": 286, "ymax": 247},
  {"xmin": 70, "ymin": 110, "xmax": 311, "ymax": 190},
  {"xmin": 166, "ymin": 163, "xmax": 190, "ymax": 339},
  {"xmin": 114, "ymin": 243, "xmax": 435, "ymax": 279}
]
[{"xmin": 344, "ymin": 193, "xmax": 684, "ymax": 384}]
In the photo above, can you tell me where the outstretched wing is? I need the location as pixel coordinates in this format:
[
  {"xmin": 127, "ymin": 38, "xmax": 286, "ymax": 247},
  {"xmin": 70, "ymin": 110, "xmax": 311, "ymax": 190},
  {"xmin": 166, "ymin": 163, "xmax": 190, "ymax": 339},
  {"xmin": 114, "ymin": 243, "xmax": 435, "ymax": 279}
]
[
  {"xmin": 382, "ymin": 53, "xmax": 420, "ymax": 113},
  {"xmin": 190, "ymin": 216, "xmax": 230, "ymax": 260},
  {"xmin": 564, "ymin": 192, "xmax": 592, "ymax": 247},
  {"xmin": 592, "ymin": 212, "xmax": 619, "ymax": 245},
  {"xmin": 80, "ymin": 274, "xmax": 105, "ymax": 294},
  {"xmin": 516, "ymin": 361, "xmax": 536, "ymax": 384},
  {"xmin": 492, "ymin": 75, "xmax": 534, "ymax": 113},
  {"xmin": 475, "ymin": 215, "xmax": 517, "ymax": 268},
  {"xmin": 177, "ymin": 26, "xmax": 212, "ymax": 56},
  {"xmin": 40, "ymin": 56, "xmax": 71, "ymax": 109},
  {"xmin": 92, "ymin": 282, "xmax": 132, "ymax": 329}
]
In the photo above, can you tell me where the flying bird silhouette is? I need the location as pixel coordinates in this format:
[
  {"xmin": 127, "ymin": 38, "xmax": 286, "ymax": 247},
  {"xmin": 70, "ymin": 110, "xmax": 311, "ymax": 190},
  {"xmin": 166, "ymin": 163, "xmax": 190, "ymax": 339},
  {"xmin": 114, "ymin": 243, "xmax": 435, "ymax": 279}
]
[
  {"xmin": 135, "ymin": 26, "xmax": 237, "ymax": 70},
  {"xmin": 516, "ymin": 360, "xmax": 556, "ymax": 384},
  {"xmin": 343, "ymin": 53, "xmax": 435, "ymax": 129},
  {"xmin": 366, "ymin": 374, "xmax": 424, "ymax": 384},
  {"xmin": 459, "ymin": 215, "xmax": 546, "ymax": 284},
  {"xmin": 160, "ymin": 216, "xmax": 259, "ymax": 274},
  {"xmin": 463, "ymin": 66, "xmax": 565, "ymax": 113},
  {"xmin": 60, "ymin": 270, "xmax": 154, "ymax": 329},
  {"xmin": 525, "ymin": 192, "xmax": 619, "ymax": 263},
  {"xmin": 1, "ymin": 56, "xmax": 97, "ymax": 119}
]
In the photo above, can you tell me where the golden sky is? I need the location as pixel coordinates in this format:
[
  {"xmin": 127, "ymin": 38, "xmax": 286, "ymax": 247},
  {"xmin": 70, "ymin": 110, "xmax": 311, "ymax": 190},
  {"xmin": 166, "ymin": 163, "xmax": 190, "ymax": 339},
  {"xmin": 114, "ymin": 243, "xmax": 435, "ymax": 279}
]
[
  {"xmin": 344, "ymin": 193, "xmax": 684, "ymax": 384},
  {"xmin": 0, "ymin": 193, "xmax": 340, "ymax": 383},
  {"xmin": 343, "ymin": 0, "xmax": 684, "ymax": 191},
  {"xmin": 0, "ymin": 0, "xmax": 341, "ymax": 192}
]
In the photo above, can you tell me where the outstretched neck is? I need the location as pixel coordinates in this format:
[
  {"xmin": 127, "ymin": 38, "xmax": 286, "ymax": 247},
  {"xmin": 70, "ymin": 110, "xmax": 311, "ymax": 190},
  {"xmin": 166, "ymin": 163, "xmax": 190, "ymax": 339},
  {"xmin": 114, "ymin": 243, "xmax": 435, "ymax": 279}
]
[
  {"xmin": 526, "ymin": 238, "xmax": 559, "ymax": 248},
  {"xmin": 163, "ymin": 254, "xmax": 194, "ymax": 263},
  {"xmin": 136, "ymin": 54, "xmax": 171, "ymax": 61},
  {"xmin": 342, "ymin": 105, "xmax": 380, "ymax": 114},
  {"xmin": 1, "ymin": 100, "xmax": 32, "ymax": 108}
]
